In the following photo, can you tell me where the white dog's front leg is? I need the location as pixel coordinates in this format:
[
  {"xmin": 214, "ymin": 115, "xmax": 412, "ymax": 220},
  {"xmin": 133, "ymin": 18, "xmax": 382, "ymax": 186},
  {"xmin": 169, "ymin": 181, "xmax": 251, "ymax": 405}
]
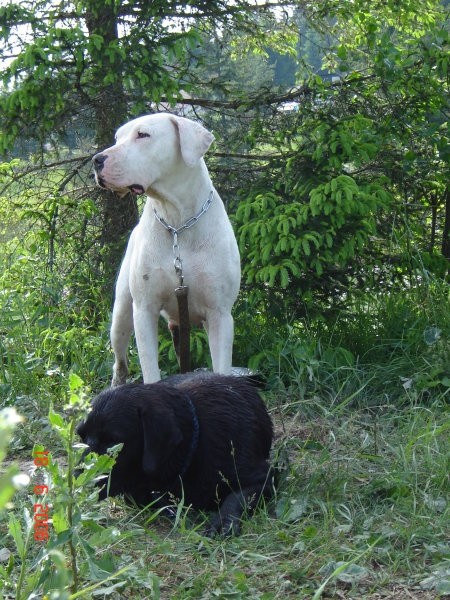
[
  {"xmin": 111, "ymin": 262, "xmax": 134, "ymax": 387},
  {"xmin": 111, "ymin": 296, "xmax": 134, "ymax": 387},
  {"xmin": 110, "ymin": 231, "xmax": 137, "ymax": 387},
  {"xmin": 205, "ymin": 312, "xmax": 234, "ymax": 375},
  {"xmin": 133, "ymin": 306, "xmax": 161, "ymax": 383}
]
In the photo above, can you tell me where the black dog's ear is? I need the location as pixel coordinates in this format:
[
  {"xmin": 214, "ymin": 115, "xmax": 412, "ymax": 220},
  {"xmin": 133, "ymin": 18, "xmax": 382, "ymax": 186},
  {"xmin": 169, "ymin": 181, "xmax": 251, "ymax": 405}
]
[
  {"xmin": 76, "ymin": 421, "xmax": 85, "ymax": 439},
  {"xmin": 139, "ymin": 404, "xmax": 183, "ymax": 475}
]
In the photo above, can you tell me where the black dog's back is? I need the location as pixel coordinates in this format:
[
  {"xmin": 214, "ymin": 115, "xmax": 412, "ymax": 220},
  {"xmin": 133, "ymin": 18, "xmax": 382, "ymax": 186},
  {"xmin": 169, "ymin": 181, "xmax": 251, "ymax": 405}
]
[
  {"xmin": 162, "ymin": 375, "xmax": 273, "ymax": 509},
  {"xmin": 156, "ymin": 371, "xmax": 272, "ymax": 469}
]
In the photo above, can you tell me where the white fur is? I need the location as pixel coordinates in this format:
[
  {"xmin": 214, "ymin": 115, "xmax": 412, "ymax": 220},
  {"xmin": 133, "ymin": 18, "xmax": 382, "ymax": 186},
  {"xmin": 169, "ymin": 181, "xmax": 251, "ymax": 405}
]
[{"xmin": 93, "ymin": 114, "xmax": 241, "ymax": 385}]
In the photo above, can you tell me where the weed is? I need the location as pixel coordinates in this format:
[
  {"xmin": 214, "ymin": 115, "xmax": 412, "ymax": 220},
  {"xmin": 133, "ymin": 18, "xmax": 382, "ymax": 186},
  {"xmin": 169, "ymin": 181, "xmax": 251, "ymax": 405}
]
[{"xmin": 1, "ymin": 375, "xmax": 162, "ymax": 598}]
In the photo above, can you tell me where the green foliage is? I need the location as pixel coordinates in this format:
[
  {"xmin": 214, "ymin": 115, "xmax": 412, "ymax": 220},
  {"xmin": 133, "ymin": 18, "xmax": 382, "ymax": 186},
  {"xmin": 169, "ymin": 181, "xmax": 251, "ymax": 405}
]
[
  {"xmin": 233, "ymin": 276, "xmax": 449, "ymax": 410},
  {"xmin": 232, "ymin": 0, "xmax": 449, "ymax": 321},
  {"xmin": 2, "ymin": 0, "xmax": 448, "ymax": 318},
  {"xmin": 238, "ymin": 174, "xmax": 389, "ymax": 287},
  {"xmin": 0, "ymin": 0, "xmax": 269, "ymax": 153},
  {"xmin": 1, "ymin": 376, "xmax": 161, "ymax": 598},
  {"xmin": 0, "ymin": 408, "xmax": 25, "ymax": 511},
  {"xmin": 236, "ymin": 112, "xmax": 393, "ymax": 306},
  {"xmin": 1, "ymin": 199, "xmax": 448, "ymax": 597},
  {"xmin": 0, "ymin": 240, "xmax": 112, "ymax": 398}
]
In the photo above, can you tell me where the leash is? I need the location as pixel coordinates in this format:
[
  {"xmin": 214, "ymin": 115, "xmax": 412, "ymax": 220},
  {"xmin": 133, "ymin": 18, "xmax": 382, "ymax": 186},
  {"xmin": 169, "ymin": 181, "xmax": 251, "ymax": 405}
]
[{"xmin": 153, "ymin": 190, "xmax": 214, "ymax": 373}]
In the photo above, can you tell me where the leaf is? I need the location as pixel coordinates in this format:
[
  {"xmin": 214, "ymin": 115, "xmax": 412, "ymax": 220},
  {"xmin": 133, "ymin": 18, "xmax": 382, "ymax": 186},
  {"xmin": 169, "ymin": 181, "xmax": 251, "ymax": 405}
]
[
  {"xmin": 279, "ymin": 266, "xmax": 289, "ymax": 288},
  {"xmin": 261, "ymin": 243, "xmax": 273, "ymax": 263},
  {"xmin": 92, "ymin": 582, "xmax": 127, "ymax": 596},
  {"xmin": 312, "ymin": 259, "xmax": 324, "ymax": 276},
  {"xmin": 314, "ymin": 561, "xmax": 371, "ymax": 599},
  {"xmin": 344, "ymin": 186, "xmax": 354, "ymax": 204},
  {"xmin": 8, "ymin": 515, "xmax": 25, "ymax": 556},
  {"xmin": 420, "ymin": 564, "xmax": 450, "ymax": 594},
  {"xmin": 335, "ymin": 563, "xmax": 369, "ymax": 583},
  {"xmin": 52, "ymin": 507, "xmax": 70, "ymax": 534},
  {"xmin": 48, "ymin": 409, "xmax": 65, "ymax": 429},
  {"xmin": 69, "ymin": 372, "xmax": 84, "ymax": 391},
  {"xmin": 91, "ymin": 34, "xmax": 104, "ymax": 51},
  {"xmin": 267, "ymin": 267, "xmax": 277, "ymax": 287},
  {"xmin": 337, "ymin": 45, "xmax": 348, "ymax": 60},
  {"xmin": 283, "ymin": 259, "xmax": 300, "ymax": 277},
  {"xmin": 80, "ymin": 540, "xmax": 117, "ymax": 581},
  {"xmin": 276, "ymin": 495, "xmax": 308, "ymax": 522}
]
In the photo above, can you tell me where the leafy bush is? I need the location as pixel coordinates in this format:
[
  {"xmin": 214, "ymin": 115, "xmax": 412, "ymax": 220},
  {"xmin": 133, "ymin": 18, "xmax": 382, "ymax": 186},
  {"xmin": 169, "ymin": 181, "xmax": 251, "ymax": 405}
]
[
  {"xmin": 236, "ymin": 113, "xmax": 392, "ymax": 313},
  {"xmin": 235, "ymin": 277, "xmax": 449, "ymax": 408}
]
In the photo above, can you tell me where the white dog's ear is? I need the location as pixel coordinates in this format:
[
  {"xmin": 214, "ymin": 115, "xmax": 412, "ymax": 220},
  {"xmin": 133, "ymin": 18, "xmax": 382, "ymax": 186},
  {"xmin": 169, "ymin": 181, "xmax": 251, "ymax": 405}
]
[{"xmin": 172, "ymin": 116, "xmax": 214, "ymax": 167}]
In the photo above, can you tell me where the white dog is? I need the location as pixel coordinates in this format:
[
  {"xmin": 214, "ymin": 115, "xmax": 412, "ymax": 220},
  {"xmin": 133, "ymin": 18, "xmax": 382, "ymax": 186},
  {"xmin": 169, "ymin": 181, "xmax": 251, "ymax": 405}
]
[{"xmin": 93, "ymin": 113, "xmax": 241, "ymax": 386}]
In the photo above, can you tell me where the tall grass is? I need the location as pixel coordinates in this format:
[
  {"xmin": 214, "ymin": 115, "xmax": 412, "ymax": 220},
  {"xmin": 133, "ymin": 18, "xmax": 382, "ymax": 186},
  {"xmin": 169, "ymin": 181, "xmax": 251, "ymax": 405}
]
[{"xmin": 234, "ymin": 278, "xmax": 449, "ymax": 411}]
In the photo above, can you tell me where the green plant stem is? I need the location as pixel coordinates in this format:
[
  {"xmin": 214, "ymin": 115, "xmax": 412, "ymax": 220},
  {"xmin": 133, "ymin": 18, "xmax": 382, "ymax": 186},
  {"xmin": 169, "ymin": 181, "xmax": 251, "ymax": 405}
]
[
  {"xmin": 67, "ymin": 418, "xmax": 79, "ymax": 594},
  {"xmin": 13, "ymin": 520, "xmax": 33, "ymax": 600}
]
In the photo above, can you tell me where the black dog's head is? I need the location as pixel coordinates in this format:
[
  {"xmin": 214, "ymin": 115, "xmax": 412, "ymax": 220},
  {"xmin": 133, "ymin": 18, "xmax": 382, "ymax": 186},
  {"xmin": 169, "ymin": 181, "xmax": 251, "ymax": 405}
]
[
  {"xmin": 76, "ymin": 384, "xmax": 187, "ymax": 490},
  {"xmin": 76, "ymin": 387, "xmax": 140, "ymax": 455}
]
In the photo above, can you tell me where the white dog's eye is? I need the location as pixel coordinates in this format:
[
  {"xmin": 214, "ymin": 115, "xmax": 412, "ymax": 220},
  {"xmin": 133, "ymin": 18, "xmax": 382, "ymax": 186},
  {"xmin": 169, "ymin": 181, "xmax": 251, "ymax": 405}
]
[{"xmin": 137, "ymin": 131, "xmax": 151, "ymax": 139}]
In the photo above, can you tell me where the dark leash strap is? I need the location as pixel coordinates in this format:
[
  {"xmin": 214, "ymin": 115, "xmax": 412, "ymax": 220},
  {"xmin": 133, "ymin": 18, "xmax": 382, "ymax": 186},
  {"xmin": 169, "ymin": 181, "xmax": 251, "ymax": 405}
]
[
  {"xmin": 153, "ymin": 191, "xmax": 214, "ymax": 375},
  {"xmin": 175, "ymin": 285, "xmax": 190, "ymax": 373}
]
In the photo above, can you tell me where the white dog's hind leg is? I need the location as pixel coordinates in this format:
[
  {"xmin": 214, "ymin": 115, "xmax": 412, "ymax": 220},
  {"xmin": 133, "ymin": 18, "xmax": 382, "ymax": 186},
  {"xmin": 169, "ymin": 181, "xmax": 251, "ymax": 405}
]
[{"xmin": 204, "ymin": 312, "xmax": 234, "ymax": 375}]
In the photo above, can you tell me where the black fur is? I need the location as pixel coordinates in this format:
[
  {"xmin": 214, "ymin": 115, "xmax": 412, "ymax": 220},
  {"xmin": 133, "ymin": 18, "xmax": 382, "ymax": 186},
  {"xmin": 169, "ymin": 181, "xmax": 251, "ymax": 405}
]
[{"xmin": 76, "ymin": 373, "xmax": 273, "ymax": 536}]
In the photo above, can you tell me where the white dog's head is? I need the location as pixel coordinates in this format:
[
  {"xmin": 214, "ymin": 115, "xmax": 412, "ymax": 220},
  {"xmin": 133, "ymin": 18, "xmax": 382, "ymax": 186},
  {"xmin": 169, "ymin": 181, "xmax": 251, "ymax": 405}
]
[{"xmin": 92, "ymin": 113, "xmax": 215, "ymax": 195}]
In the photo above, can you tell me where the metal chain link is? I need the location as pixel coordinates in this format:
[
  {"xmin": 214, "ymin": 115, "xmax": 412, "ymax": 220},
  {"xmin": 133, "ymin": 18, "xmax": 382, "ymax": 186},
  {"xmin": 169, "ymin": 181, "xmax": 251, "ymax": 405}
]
[{"xmin": 153, "ymin": 190, "xmax": 214, "ymax": 285}]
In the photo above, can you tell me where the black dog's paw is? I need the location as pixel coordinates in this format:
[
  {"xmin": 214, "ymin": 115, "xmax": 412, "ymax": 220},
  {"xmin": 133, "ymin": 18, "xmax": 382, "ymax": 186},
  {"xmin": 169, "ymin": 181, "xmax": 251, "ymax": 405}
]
[{"xmin": 203, "ymin": 513, "xmax": 242, "ymax": 538}]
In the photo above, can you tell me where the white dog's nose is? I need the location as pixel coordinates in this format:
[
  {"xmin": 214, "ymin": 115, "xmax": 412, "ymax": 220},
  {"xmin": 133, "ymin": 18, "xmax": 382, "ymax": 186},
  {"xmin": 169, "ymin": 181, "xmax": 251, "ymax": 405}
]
[{"xmin": 93, "ymin": 153, "xmax": 107, "ymax": 171}]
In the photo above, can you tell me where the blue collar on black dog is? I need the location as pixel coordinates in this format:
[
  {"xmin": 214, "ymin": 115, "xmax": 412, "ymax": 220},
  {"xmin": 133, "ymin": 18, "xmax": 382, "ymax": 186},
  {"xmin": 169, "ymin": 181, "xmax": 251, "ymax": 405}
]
[{"xmin": 179, "ymin": 394, "xmax": 200, "ymax": 478}]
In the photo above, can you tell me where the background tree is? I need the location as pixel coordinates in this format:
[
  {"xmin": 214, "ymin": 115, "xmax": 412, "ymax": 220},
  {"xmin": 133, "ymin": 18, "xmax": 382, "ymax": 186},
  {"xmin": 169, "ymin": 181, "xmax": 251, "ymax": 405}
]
[
  {"xmin": 0, "ymin": 0, "xmax": 273, "ymax": 291},
  {"xmin": 230, "ymin": 0, "xmax": 449, "ymax": 321}
]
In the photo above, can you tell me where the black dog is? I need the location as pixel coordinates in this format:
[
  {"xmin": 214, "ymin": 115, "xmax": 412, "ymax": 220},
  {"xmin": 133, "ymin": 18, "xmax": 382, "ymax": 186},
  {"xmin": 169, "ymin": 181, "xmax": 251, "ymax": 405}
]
[{"xmin": 76, "ymin": 373, "xmax": 273, "ymax": 535}]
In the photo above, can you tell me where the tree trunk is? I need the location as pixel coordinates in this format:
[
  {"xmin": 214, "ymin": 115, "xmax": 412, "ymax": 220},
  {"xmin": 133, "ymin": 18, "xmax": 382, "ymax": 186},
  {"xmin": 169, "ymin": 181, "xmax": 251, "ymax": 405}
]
[
  {"xmin": 441, "ymin": 186, "xmax": 450, "ymax": 266},
  {"xmin": 84, "ymin": 0, "xmax": 139, "ymax": 298},
  {"xmin": 429, "ymin": 191, "xmax": 437, "ymax": 253}
]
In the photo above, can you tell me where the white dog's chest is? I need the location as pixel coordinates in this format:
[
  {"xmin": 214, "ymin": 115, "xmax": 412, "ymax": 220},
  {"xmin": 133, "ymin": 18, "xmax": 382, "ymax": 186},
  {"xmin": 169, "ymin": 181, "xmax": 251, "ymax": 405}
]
[{"xmin": 129, "ymin": 236, "xmax": 229, "ymax": 326}]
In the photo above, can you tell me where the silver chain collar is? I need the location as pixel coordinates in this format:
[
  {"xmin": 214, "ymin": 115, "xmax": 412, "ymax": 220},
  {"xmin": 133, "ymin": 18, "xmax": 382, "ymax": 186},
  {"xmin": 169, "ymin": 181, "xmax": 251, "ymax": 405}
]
[{"xmin": 153, "ymin": 190, "xmax": 214, "ymax": 285}]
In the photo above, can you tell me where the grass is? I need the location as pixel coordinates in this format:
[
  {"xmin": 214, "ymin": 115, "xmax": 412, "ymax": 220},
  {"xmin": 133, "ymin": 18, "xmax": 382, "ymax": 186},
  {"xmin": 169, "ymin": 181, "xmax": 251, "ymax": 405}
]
[
  {"xmin": 1, "ymin": 370, "xmax": 448, "ymax": 599},
  {"xmin": 0, "ymin": 237, "xmax": 449, "ymax": 598}
]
